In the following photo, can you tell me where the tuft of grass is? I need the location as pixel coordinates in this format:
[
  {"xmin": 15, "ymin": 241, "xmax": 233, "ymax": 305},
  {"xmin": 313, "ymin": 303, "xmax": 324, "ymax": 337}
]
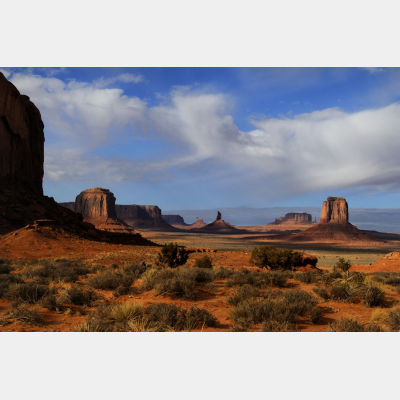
[
  {"xmin": 126, "ymin": 318, "xmax": 161, "ymax": 332},
  {"xmin": 5, "ymin": 282, "xmax": 50, "ymax": 304},
  {"xmin": 262, "ymin": 320, "xmax": 298, "ymax": 332},
  {"xmin": 9, "ymin": 305, "xmax": 43, "ymax": 325},
  {"xmin": 228, "ymin": 285, "xmax": 260, "ymax": 306},
  {"xmin": 88, "ymin": 270, "xmax": 135, "ymax": 291},
  {"xmin": 387, "ymin": 306, "xmax": 400, "ymax": 331},
  {"xmin": 312, "ymin": 287, "xmax": 330, "ymax": 300},
  {"xmin": 225, "ymin": 270, "xmax": 287, "ymax": 288},
  {"xmin": 328, "ymin": 317, "xmax": 383, "ymax": 332},
  {"xmin": 294, "ymin": 271, "xmax": 322, "ymax": 284},
  {"xmin": 194, "ymin": 255, "xmax": 213, "ymax": 269}
]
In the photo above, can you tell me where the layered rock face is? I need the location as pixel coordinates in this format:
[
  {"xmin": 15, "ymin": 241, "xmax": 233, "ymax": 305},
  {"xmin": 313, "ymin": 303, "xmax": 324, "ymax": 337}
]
[
  {"xmin": 0, "ymin": 72, "xmax": 45, "ymax": 195},
  {"xmin": 116, "ymin": 205, "xmax": 175, "ymax": 230},
  {"xmin": 74, "ymin": 188, "xmax": 137, "ymax": 234},
  {"xmin": 75, "ymin": 188, "xmax": 117, "ymax": 219},
  {"xmin": 162, "ymin": 215, "xmax": 187, "ymax": 225},
  {"xmin": 269, "ymin": 212, "xmax": 313, "ymax": 225},
  {"xmin": 320, "ymin": 197, "xmax": 348, "ymax": 224}
]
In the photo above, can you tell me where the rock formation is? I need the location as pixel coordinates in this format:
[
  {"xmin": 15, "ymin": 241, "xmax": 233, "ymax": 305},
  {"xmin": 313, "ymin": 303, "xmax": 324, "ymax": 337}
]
[
  {"xmin": 115, "ymin": 205, "xmax": 176, "ymax": 230},
  {"xmin": 75, "ymin": 188, "xmax": 117, "ymax": 220},
  {"xmin": 162, "ymin": 215, "xmax": 187, "ymax": 226},
  {"xmin": 320, "ymin": 197, "xmax": 348, "ymax": 224},
  {"xmin": 0, "ymin": 72, "xmax": 44, "ymax": 194},
  {"xmin": 74, "ymin": 188, "xmax": 137, "ymax": 234},
  {"xmin": 268, "ymin": 212, "xmax": 314, "ymax": 226},
  {"xmin": 282, "ymin": 197, "xmax": 381, "ymax": 243},
  {"xmin": 198, "ymin": 212, "xmax": 245, "ymax": 233},
  {"xmin": 0, "ymin": 72, "xmax": 153, "ymax": 244}
]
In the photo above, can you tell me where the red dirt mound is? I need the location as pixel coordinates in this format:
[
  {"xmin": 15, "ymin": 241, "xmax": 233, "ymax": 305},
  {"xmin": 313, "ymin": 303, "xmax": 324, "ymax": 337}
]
[
  {"xmin": 0, "ymin": 219, "xmax": 156, "ymax": 261},
  {"xmin": 351, "ymin": 252, "xmax": 400, "ymax": 273}
]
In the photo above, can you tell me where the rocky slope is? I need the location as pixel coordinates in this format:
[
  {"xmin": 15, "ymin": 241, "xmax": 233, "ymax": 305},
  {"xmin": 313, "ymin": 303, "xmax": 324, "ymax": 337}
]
[{"xmin": 198, "ymin": 212, "xmax": 245, "ymax": 233}]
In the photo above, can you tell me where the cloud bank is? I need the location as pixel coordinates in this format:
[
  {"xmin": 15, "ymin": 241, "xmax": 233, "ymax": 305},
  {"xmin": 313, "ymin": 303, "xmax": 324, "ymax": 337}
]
[{"xmin": 7, "ymin": 70, "xmax": 400, "ymax": 203}]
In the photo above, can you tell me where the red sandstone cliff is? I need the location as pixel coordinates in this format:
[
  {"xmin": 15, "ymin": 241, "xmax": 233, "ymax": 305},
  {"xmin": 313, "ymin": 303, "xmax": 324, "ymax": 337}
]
[{"xmin": 0, "ymin": 72, "xmax": 44, "ymax": 195}]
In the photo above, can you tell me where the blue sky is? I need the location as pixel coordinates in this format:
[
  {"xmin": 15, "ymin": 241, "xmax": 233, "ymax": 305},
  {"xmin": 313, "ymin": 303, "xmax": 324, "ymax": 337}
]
[{"xmin": 2, "ymin": 67, "xmax": 400, "ymax": 214}]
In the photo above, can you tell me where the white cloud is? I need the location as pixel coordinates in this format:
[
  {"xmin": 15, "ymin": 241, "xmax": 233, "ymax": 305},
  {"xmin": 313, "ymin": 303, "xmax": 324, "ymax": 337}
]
[
  {"xmin": 9, "ymin": 70, "xmax": 400, "ymax": 200},
  {"xmin": 361, "ymin": 67, "xmax": 385, "ymax": 74},
  {"xmin": 0, "ymin": 68, "xmax": 11, "ymax": 78},
  {"xmin": 93, "ymin": 73, "xmax": 144, "ymax": 88},
  {"xmin": 10, "ymin": 72, "xmax": 147, "ymax": 149}
]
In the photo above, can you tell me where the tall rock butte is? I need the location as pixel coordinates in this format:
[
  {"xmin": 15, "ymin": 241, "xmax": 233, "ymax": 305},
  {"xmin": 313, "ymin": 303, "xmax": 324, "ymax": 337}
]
[
  {"xmin": 0, "ymin": 72, "xmax": 44, "ymax": 195},
  {"xmin": 74, "ymin": 188, "xmax": 137, "ymax": 234},
  {"xmin": 75, "ymin": 188, "xmax": 117, "ymax": 220},
  {"xmin": 320, "ymin": 197, "xmax": 348, "ymax": 224}
]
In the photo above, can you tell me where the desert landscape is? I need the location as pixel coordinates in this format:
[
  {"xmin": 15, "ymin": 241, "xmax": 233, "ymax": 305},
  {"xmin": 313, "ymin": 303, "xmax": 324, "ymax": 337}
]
[{"xmin": 2, "ymin": 69, "xmax": 400, "ymax": 333}]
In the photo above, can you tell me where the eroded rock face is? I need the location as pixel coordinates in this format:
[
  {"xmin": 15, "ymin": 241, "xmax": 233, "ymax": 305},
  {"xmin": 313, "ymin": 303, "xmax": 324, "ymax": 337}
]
[
  {"xmin": 75, "ymin": 188, "xmax": 117, "ymax": 219},
  {"xmin": 269, "ymin": 212, "xmax": 313, "ymax": 225},
  {"xmin": 162, "ymin": 215, "xmax": 186, "ymax": 225},
  {"xmin": 216, "ymin": 211, "xmax": 222, "ymax": 221},
  {"xmin": 0, "ymin": 72, "xmax": 45, "ymax": 195},
  {"xmin": 115, "ymin": 205, "xmax": 174, "ymax": 230},
  {"xmin": 320, "ymin": 197, "xmax": 348, "ymax": 224}
]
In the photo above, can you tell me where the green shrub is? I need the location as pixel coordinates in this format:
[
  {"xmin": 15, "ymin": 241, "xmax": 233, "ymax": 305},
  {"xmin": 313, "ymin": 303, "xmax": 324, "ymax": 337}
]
[
  {"xmin": 157, "ymin": 242, "xmax": 189, "ymax": 268},
  {"xmin": 194, "ymin": 255, "xmax": 213, "ymax": 269},
  {"xmin": 250, "ymin": 246, "xmax": 303, "ymax": 270},
  {"xmin": 334, "ymin": 258, "xmax": 351, "ymax": 272}
]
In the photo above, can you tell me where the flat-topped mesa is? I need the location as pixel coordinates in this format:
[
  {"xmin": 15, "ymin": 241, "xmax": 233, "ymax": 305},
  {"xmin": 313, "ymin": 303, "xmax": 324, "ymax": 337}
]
[
  {"xmin": 75, "ymin": 188, "xmax": 117, "ymax": 220},
  {"xmin": 270, "ymin": 212, "xmax": 313, "ymax": 225},
  {"xmin": 0, "ymin": 72, "xmax": 45, "ymax": 195},
  {"xmin": 320, "ymin": 197, "xmax": 348, "ymax": 224},
  {"xmin": 216, "ymin": 211, "xmax": 222, "ymax": 221},
  {"xmin": 162, "ymin": 215, "xmax": 186, "ymax": 225},
  {"xmin": 115, "ymin": 205, "xmax": 175, "ymax": 230}
]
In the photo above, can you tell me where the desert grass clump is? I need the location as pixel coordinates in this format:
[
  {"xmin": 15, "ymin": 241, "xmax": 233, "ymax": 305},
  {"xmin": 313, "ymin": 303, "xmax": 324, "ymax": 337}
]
[
  {"xmin": 0, "ymin": 274, "xmax": 24, "ymax": 298},
  {"xmin": 328, "ymin": 317, "xmax": 383, "ymax": 332},
  {"xmin": 312, "ymin": 287, "xmax": 330, "ymax": 300},
  {"xmin": 329, "ymin": 283, "xmax": 354, "ymax": 301},
  {"xmin": 212, "ymin": 267, "xmax": 235, "ymax": 279},
  {"xmin": 194, "ymin": 255, "xmax": 213, "ymax": 269},
  {"xmin": 9, "ymin": 305, "xmax": 43, "ymax": 325},
  {"xmin": 157, "ymin": 242, "xmax": 189, "ymax": 268},
  {"xmin": 356, "ymin": 277, "xmax": 386, "ymax": 307},
  {"xmin": 154, "ymin": 273, "xmax": 197, "ymax": 300},
  {"xmin": 5, "ymin": 282, "xmax": 49, "ymax": 304},
  {"xmin": 228, "ymin": 285, "xmax": 260, "ymax": 306},
  {"xmin": 294, "ymin": 271, "xmax": 322, "ymax": 284},
  {"xmin": 226, "ymin": 270, "xmax": 287, "ymax": 288},
  {"xmin": 262, "ymin": 320, "xmax": 298, "ymax": 332},
  {"xmin": 186, "ymin": 306, "xmax": 217, "ymax": 328},
  {"xmin": 88, "ymin": 270, "xmax": 135, "ymax": 291},
  {"xmin": 250, "ymin": 245, "xmax": 303, "ymax": 270},
  {"xmin": 387, "ymin": 307, "xmax": 400, "ymax": 331}
]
